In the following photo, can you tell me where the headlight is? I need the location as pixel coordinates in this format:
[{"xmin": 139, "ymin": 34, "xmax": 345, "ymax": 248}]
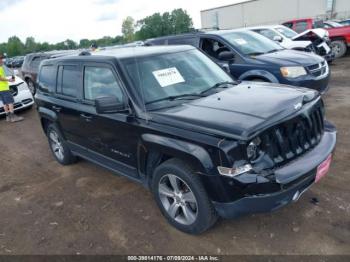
[
  {"xmin": 217, "ymin": 164, "xmax": 252, "ymax": 178},
  {"xmin": 247, "ymin": 137, "xmax": 261, "ymax": 160},
  {"xmin": 280, "ymin": 67, "xmax": 307, "ymax": 78}
]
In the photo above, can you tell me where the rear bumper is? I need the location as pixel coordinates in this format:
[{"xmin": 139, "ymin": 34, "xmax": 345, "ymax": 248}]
[{"xmin": 213, "ymin": 124, "xmax": 337, "ymax": 219}]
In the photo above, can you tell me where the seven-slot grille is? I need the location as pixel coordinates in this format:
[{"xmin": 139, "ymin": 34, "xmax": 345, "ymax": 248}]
[
  {"xmin": 260, "ymin": 102, "xmax": 324, "ymax": 167},
  {"xmin": 306, "ymin": 61, "xmax": 328, "ymax": 78}
]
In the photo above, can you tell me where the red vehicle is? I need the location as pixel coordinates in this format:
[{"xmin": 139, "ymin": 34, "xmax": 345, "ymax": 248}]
[{"xmin": 283, "ymin": 18, "xmax": 350, "ymax": 58}]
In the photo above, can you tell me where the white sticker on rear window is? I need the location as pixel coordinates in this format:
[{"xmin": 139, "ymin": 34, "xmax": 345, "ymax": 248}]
[
  {"xmin": 234, "ymin": 38, "xmax": 247, "ymax": 45},
  {"xmin": 152, "ymin": 67, "xmax": 185, "ymax": 87}
]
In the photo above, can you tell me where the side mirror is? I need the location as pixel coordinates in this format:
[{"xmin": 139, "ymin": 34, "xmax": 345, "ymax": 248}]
[
  {"xmin": 218, "ymin": 51, "xmax": 235, "ymax": 62},
  {"xmin": 95, "ymin": 96, "xmax": 128, "ymax": 114},
  {"xmin": 273, "ymin": 35, "xmax": 283, "ymax": 42}
]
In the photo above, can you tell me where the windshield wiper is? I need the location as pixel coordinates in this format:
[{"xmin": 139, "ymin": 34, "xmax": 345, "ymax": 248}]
[
  {"xmin": 145, "ymin": 93, "xmax": 205, "ymax": 105},
  {"xmin": 200, "ymin": 81, "xmax": 237, "ymax": 95},
  {"xmin": 247, "ymin": 52, "xmax": 265, "ymax": 56},
  {"xmin": 266, "ymin": 49, "xmax": 281, "ymax": 54}
]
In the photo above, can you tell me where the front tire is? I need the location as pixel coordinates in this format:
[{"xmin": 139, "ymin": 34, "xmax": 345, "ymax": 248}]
[
  {"xmin": 47, "ymin": 124, "xmax": 76, "ymax": 165},
  {"xmin": 152, "ymin": 159, "xmax": 218, "ymax": 234},
  {"xmin": 26, "ymin": 79, "xmax": 36, "ymax": 95},
  {"xmin": 331, "ymin": 40, "xmax": 347, "ymax": 58}
]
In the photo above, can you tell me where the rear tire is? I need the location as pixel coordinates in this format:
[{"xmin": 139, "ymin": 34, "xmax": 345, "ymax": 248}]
[
  {"xmin": 47, "ymin": 124, "xmax": 76, "ymax": 165},
  {"xmin": 152, "ymin": 158, "xmax": 218, "ymax": 234},
  {"xmin": 331, "ymin": 40, "xmax": 347, "ymax": 58}
]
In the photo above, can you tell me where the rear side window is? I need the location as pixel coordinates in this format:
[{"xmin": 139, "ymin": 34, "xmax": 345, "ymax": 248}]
[
  {"xmin": 57, "ymin": 65, "xmax": 79, "ymax": 97},
  {"xmin": 38, "ymin": 65, "xmax": 56, "ymax": 93}
]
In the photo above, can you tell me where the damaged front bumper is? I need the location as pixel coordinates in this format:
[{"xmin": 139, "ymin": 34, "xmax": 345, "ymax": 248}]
[{"xmin": 213, "ymin": 122, "xmax": 337, "ymax": 219}]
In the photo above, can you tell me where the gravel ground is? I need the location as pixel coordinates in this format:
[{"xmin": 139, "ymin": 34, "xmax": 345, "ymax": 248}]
[{"xmin": 0, "ymin": 56, "xmax": 349, "ymax": 255}]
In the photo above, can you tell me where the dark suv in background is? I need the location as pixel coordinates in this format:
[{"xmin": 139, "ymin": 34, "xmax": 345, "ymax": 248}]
[
  {"xmin": 146, "ymin": 29, "xmax": 330, "ymax": 93},
  {"xmin": 21, "ymin": 50, "xmax": 76, "ymax": 94},
  {"xmin": 35, "ymin": 46, "xmax": 336, "ymax": 234}
]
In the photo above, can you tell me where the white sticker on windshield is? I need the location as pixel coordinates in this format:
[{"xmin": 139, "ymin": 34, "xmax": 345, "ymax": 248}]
[
  {"xmin": 152, "ymin": 67, "xmax": 185, "ymax": 87},
  {"xmin": 234, "ymin": 38, "xmax": 247, "ymax": 45}
]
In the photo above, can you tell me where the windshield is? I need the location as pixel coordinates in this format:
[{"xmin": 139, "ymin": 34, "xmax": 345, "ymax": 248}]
[
  {"xmin": 221, "ymin": 30, "xmax": 283, "ymax": 56},
  {"xmin": 325, "ymin": 21, "xmax": 342, "ymax": 28},
  {"xmin": 122, "ymin": 49, "xmax": 233, "ymax": 108},
  {"xmin": 275, "ymin": 26, "xmax": 298, "ymax": 38}
]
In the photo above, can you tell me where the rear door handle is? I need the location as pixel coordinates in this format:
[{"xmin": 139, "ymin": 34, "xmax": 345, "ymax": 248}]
[
  {"xmin": 80, "ymin": 113, "xmax": 93, "ymax": 121},
  {"xmin": 52, "ymin": 106, "xmax": 61, "ymax": 112}
]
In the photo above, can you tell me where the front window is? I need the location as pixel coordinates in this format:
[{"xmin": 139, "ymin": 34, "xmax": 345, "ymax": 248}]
[
  {"xmin": 122, "ymin": 49, "xmax": 233, "ymax": 108},
  {"xmin": 275, "ymin": 26, "xmax": 298, "ymax": 38},
  {"xmin": 221, "ymin": 30, "xmax": 283, "ymax": 56},
  {"xmin": 83, "ymin": 66, "xmax": 124, "ymax": 102}
]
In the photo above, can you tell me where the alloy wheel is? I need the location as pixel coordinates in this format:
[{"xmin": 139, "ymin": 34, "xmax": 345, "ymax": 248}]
[
  {"xmin": 158, "ymin": 174, "xmax": 198, "ymax": 225},
  {"xmin": 49, "ymin": 130, "xmax": 64, "ymax": 161}
]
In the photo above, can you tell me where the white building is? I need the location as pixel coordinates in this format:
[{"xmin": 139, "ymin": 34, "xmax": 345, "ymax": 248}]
[{"xmin": 201, "ymin": 0, "xmax": 350, "ymax": 29}]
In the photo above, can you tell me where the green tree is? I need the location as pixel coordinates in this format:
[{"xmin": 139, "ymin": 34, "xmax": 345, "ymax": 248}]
[
  {"xmin": 122, "ymin": 16, "xmax": 135, "ymax": 43},
  {"xmin": 24, "ymin": 37, "xmax": 37, "ymax": 53},
  {"xmin": 39, "ymin": 42, "xmax": 51, "ymax": 51},
  {"xmin": 64, "ymin": 39, "xmax": 78, "ymax": 49},
  {"xmin": 134, "ymin": 9, "xmax": 194, "ymax": 40},
  {"xmin": 79, "ymin": 39, "xmax": 91, "ymax": 48},
  {"xmin": 7, "ymin": 36, "xmax": 24, "ymax": 57},
  {"xmin": 171, "ymin": 9, "xmax": 193, "ymax": 34}
]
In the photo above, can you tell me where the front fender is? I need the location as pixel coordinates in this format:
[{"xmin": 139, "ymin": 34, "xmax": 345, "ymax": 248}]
[
  {"xmin": 140, "ymin": 134, "xmax": 215, "ymax": 175},
  {"xmin": 239, "ymin": 70, "xmax": 279, "ymax": 83}
]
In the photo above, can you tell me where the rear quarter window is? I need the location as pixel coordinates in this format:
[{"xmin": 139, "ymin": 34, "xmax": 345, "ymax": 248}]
[{"xmin": 38, "ymin": 65, "xmax": 56, "ymax": 93}]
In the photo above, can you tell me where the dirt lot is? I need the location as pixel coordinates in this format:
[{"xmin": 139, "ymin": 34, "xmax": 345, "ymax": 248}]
[{"xmin": 0, "ymin": 57, "xmax": 349, "ymax": 256}]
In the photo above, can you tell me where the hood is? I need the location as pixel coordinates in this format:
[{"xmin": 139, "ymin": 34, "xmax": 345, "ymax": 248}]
[
  {"xmin": 292, "ymin": 29, "xmax": 328, "ymax": 40},
  {"xmin": 282, "ymin": 40, "xmax": 311, "ymax": 49},
  {"xmin": 254, "ymin": 49, "xmax": 323, "ymax": 67},
  {"xmin": 151, "ymin": 82, "xmax": 319, "ymax": 140},
  {"xmin": 9, "ymin": 75, "xmax": 24, "ymax": 86}
]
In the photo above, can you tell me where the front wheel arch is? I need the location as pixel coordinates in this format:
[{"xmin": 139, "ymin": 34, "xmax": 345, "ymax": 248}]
[{"xmin": 239, "ymin": 70, "xmax": 279, "ymax": 83}]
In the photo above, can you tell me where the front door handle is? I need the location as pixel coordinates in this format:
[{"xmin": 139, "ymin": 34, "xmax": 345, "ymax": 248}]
[
  {"xmin": 52, "ymin": 106, "xmax": 61, "ymax": 112},
  {"xmin": 80, "ymin": 113, "xmax": 93, "ymax": 122}
]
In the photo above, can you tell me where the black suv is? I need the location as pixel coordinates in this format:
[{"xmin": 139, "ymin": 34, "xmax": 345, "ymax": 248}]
[
  {"xmin": 35, "ymin": 46, "xmax": 336, "ymax": 234},
  {"xmin": 146, "ymin": 29, "xmax": 330, "ymax": 93}
]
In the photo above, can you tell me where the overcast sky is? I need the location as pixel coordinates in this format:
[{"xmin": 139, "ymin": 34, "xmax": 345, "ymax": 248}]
[{"xmin": 0, "ymin": 0, "xmax": 242, "ymax": 43}]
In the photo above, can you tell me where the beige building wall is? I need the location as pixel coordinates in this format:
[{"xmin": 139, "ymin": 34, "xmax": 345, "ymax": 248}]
[{"xmin": 201, "ymin": 0, "xmax": 350, "ymax": 29}]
